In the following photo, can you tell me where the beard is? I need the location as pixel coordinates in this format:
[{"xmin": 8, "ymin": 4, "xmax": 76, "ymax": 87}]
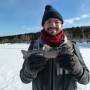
[
  {"xmin": 47, "ymin": 27, "xmax": 61, "ymax": 36},
  {"xmin": 48, "ymin": 30, "xmax": 57, "ymax": 36}
]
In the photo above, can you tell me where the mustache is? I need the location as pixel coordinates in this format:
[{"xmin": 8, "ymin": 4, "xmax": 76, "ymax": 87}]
[{"xmin": 47, "ymin": 27, "xmax": 58, "ymax": 30}]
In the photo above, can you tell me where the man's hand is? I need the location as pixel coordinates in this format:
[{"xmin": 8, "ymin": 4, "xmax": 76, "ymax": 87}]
[
  {"xmin": 57, "ymin": 43, "xmax": 74, "ymax": 56},
  {"xmin": 28, "ymin": 52, "xmax": 48, "ymax": 72},
  {"xmin": 56, "ymin": 43, "xmax": 83, "ymax": 77},
  {"xmin": 21, "ymin": 50, "xmax": 48, "ymax": 76}
]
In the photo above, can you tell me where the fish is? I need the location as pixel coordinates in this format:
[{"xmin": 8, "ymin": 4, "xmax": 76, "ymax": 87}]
[
  {"xmin": 21, "ymin": 43, "xmax": 74, "ymax": 60},
  {"xmin": 21, "ymin": 48, "xmax": 60, "ymax": 60}
]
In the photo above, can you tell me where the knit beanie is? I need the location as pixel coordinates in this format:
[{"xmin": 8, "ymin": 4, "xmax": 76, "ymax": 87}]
[{"xmin": 42, "ymin": 5, "xmax": 63, "ymax": 26}]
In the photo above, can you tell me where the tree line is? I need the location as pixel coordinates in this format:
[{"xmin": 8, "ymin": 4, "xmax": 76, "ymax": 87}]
[{"xmin": 0, "ymin": 26, "xmax": 90, "ymax": 43}]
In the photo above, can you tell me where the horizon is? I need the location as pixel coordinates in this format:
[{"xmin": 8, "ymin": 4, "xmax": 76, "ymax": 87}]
[{"xmin": 0, "ymin": 25, "xmax": 90, "ymax": 37}]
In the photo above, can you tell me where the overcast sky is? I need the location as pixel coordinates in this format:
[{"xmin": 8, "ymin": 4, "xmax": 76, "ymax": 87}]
[{"xmin": 0, "ymin": 0, "xmax": 90, "ymax": 36}]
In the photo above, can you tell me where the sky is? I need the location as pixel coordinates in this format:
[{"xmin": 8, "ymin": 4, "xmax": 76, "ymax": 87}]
[{"xmin": 0, "ymin": 0, "xmax": 90, "ymax": 36}]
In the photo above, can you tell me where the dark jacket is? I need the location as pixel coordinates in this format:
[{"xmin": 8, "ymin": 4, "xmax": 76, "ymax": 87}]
[{"xmin": 20, "ymin": 39, "xmax": 90, "ymax": 90}]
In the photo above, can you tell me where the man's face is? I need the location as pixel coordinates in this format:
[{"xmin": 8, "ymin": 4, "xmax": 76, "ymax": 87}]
[{"xmin": 43, "ymin": 18, "xmax": 63, "ymax": 36}]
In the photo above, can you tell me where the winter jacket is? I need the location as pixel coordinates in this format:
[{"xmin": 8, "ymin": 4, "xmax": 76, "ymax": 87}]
[{"xmin": 20, "ymin": 38, "xmax": 90, "ymax": 90}]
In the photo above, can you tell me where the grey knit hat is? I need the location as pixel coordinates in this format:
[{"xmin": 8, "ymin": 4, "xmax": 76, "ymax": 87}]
[{"xmin": 42, "ymin": 5, "xmax": 63, "ymax": 26}]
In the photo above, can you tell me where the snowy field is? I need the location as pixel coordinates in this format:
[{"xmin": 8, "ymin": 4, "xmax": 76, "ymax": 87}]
[{"xmin": 0, "ymin": 42, "xmax": 90, "ymax": 90}]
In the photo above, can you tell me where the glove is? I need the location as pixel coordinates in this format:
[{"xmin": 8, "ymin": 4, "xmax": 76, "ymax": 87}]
[
  {"xmin": 56, "ymin": 43, "xmax": 83, "ymax": 77},
  {"xmin": 57, "ymin": 43, "xmax": 74, "ymax": 56},
  {"xmin": 56, "ymin": 43, "xmax": 73, "ymax": 68},
  {"xmin": 20, "ymin": 50, "xmax": 48, "ymax": 80},
  {"xmin": 28, "ymin": 52, "xmax": 48, "ymax": 73}
]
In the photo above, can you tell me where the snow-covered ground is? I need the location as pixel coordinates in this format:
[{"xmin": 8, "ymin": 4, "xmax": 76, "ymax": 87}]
[{"xmin": 0, "ymin": 42, "xmax": 90, "ymax": 90}]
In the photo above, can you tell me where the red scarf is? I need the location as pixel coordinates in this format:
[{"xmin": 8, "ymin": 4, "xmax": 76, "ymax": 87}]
[{"xmin": 40, "ymin": 30, "xmax": 65, "ymax": 47}]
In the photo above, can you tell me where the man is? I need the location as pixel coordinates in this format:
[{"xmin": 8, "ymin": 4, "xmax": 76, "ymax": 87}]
[{"xmin": 20, "ymin": 5, "xmax": 90, "ymax": 90}]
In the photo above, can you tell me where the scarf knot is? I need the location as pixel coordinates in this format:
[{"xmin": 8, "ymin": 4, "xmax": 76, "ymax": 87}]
[{"xmin": 40, "ymin": 30, "xmax": 65, "ymax": 47}]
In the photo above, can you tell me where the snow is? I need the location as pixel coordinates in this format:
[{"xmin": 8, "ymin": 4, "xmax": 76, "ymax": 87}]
[{"xmin": 0, "ymin": 42, "xmax": 90, "ymax": 90}]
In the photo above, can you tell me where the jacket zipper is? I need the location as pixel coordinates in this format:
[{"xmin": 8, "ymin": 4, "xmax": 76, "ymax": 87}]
[
  {"xmin": 49, "ymin": 59, "xmax": 53, "ymax": 90},
  {"xmin": 62, "ymin": 70, "xmax": 65, "ymax": 90},
  {"xmin": 51, "ymin": 59, "xmax": 53, "ymax": 90}
]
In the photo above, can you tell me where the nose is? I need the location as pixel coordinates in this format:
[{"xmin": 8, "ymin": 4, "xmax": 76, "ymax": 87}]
[{"xmin": 49, "ymin": 22, "xmax": 56, "ymax": 27}]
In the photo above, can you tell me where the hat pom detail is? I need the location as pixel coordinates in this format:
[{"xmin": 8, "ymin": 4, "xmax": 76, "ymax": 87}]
[{"xmin": 45, "ymin": 5, "xmax": 52, "ymax": 11}]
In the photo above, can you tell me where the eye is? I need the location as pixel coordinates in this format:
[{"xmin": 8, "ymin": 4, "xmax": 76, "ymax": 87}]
[
  {"xmin": 47, "ymin": 21, "xmax": 51, "ymax": 24},
  {"xmin": 55, "ymin": 21, "xmax": 60, "ymax": 24}
]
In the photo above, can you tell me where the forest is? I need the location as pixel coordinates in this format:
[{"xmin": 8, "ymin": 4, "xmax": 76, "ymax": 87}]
[{"xmin": 0, "ymin": 26, "xmax": 90, "ymax": 43}]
